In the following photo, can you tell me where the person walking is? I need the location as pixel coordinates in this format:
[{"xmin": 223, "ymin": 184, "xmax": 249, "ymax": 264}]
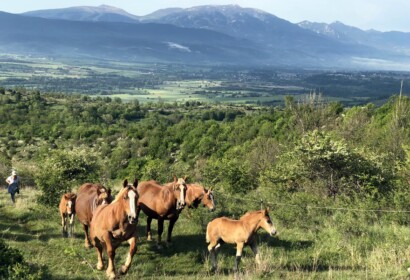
[{"xmin": 6, "ymin": 170, "xmax": 20, "ymax": 204}]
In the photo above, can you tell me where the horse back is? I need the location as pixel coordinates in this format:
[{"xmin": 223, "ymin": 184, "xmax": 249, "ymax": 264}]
[
  {"xmin": 75, "ymin": 184, "xmax": 100, "ymax": 225},
  {"xmin": 137, "ymin": 181, "xmax": 176, "ymax": 218},
  {"xmin": 207, "ymin": 217, "xmax": 249, "ymax": 244}
]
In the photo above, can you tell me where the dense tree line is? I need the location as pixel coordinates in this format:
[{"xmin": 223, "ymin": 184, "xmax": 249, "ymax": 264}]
[{"xmin": 0, "ymin": 89, "xmax": 409, "ymax": 226}]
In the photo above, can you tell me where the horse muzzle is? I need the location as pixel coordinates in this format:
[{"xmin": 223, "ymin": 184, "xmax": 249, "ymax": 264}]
[
  {"xmin": 270, "ymin": 229, "xmax": 277, "ymax": 236},
  {"xmin": 176, "ymin": 200, "xmax": 185, "ymax": 210},
  {"xmin": 128, "ymin": 215, "xmax": 137, "ymax": 225}
]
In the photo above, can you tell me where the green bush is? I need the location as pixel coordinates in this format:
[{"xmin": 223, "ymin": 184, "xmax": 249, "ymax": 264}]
[
  {"xmin": 0, "ymin": 239, "xmax": 48, "ymax": 280},
  {"xmin": 35, "ymin": 147, "xmax": 101, "ymax": 206}
]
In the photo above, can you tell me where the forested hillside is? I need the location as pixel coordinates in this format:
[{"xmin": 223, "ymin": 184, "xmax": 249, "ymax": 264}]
[{"xmin": 0, "ymin": 88, "xmax": 409, "ymax": 279}]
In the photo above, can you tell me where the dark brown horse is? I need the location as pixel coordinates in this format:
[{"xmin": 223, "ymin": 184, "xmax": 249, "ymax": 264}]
[
  {"xmin": 206, "ymin": 208, "xmax": 276, "ymax": 272},
  {"xmin": 136, "ymin": 176, "xmax": 187, "ymax": 248},
  {"xmin": 75, "ymin": 183, "xmax": 112, "ymax": 248},
  {"xmin": 90, "ymin": 179, "xmax": 139, "ymax": 280},
  {"xmin": 59, "ymin": 192, "xmax": 77, "ymax": 238}
]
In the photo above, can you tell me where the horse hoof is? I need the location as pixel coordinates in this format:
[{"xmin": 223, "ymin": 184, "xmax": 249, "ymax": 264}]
[
  {"xmin": 166, "ymin": 241, "xmax": 172, "ymax": 247},
  {"xmin": 156, "ymin": 244, "xmax": 163, "ymax": 250},
  {"xmin": 106, "ymin": 271, "xmax": 116, "ymax": 280},
  {"xmin": 97, "ymin": 263, "xmax": 104, "ymax": 271},
  {"xmin": 147, "ymin": 236, "xmax": 152, "ymax": 241},
  {"xmin": 85, "ymin": 243, "xmax": 93, "ymax": 249},
  {"xmin": 120, "ymin": 265, "xmax": 128, "ymax": 275}
]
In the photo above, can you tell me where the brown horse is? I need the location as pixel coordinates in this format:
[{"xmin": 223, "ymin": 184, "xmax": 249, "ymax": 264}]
[
  {"xmin": 136, "ymin": 176, "xmax": 187, "ymax": 248},
  {"xmin": 206, "ymin": 208, "xmax": 276, "ymax": 272},
  {"xmin": 75, "ymin": 183, "xmax": 112, "ymax": 248},
  {"xmin": 184, "ymin": 183, "xmax": 215, "ymax": 211},
  {"xmin": 59, "ymin": 192, "xmax": 77, "ymax": 238},
  {"xmin": 90, "ymin": 179, "xmax": 139, "ymax": 280}
]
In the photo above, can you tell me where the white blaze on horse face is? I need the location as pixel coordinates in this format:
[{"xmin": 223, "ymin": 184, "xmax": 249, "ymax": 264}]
[
  {"xmin": 209, "ymin": 192, "xmax": 215, "ymax": 209},
  {"xmin": 128, "ymin": 190, "xmax": 137, "ymax": 219},
  {"xmin": 67, "ymin": 200, "xmax": 73, "ymax": 214},
  {"xmin": 179, "ymin": 184, "xmax": 186, "ymax": 206}
]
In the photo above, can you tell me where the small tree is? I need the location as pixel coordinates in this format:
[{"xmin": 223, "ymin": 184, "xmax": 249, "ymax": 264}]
[{"xmin": 35, "ymin": 147, "xmax": 101, "ymax": 206}]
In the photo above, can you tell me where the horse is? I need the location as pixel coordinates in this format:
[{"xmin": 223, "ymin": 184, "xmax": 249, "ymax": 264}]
[
  {"xmin": 90, "ymin": 179, "xmax": 139, "ymax": 280},
  {"xmin": 59, "ymin": 192, "xmax": 77, "ymax": 238},
  {"xmin": 75, "ymin": 183, "xmax": 113, "ymax": 248},
  {"xmin": 184, "ymin": 183, "xmax": 215, "ymax": 212},
  {"xmin": 136, "ymin": 176, "xmax": 187, "ymax": 248},
  {"xmin": 206, "ymin": 208, "xmax": 277, "ymax": 272}
]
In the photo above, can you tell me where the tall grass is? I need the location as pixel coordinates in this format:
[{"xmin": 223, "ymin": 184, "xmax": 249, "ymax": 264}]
[{"xmin": 0, "ymin": 187, "xmax": 409, "ymax": 279}]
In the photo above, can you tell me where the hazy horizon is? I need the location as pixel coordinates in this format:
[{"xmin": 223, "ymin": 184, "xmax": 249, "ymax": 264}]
[{"xmin": 1, "ymin": 0, "xmax": 410, "ymax": 32}]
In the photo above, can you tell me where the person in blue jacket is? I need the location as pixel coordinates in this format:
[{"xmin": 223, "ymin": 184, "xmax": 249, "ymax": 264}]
[{"xmin": 6, "ymin": 170, "xmax": 20, "ymax": 204}]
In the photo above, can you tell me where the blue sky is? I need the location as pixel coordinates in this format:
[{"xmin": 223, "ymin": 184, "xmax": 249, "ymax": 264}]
[{"xmin": 2, "ymin": 0, "xmax": 410, "ymax": 32}]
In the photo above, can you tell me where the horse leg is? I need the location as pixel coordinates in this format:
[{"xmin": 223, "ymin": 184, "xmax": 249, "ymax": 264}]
[
  {"xmin": 104, "ymin": 233, "xmax": 116, "ymax": 280},
  {"xmin": 166, "ymin": 216, "xmax": 178, "ymax": 246},
  {"xmin": 249, "ymin": 239, "xmax": 261, "ymax": 265},
  {"xmin": 61, "ymin": 214, "xmax": 66, "ymax": 237},
  {"xmin": 144, "ymin": 216, "xmax": 152, "ymax": 241},
  {"xmin": 207, "ymin": 241, "xmax": 219, "ymax": 272},
  {"xmin": 69, "ymin": 214, "xmax": 75, "ymax": 238},
  {"xmin": 234, "ymin": 242, "xmax": 244, "ymax": 273},
  {"xmin": 82, "ymin": 224, "xmax": 92, "ymax": 248},
  {"xmin": 94, "ymin": 239, "xmax": 104, "ymax": 271},
  {"xmin": 157, "ymin": 218, "xmax": 164, "ymax": 249},
  {"xmin": 120, "ymin": 235, "xmax": 138, "ymax": 275}
]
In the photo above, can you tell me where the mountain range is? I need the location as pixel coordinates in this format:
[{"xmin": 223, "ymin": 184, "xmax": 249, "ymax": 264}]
[{"xmin": 0, "ymin": 4, "xmax": 408, "ymax": 69}]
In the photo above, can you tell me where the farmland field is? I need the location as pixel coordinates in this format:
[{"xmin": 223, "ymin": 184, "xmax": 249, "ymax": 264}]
[{"xmin": 1, "ymin": 54, "xmax": 408, "ymax": 106}]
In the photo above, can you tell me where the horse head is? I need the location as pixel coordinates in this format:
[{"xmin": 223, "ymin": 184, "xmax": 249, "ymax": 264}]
[
  {"xmin": 172, "ymin": 175, "xmax": 187, "ymax": 210},
  {"xmin": 121, "ymin": 179, "xmax": 139, "ymax": 224},
  {"xmin": 64, "ymin": 193, "xmax": 77, "ymax": 215},
  {"xmin": 259, "ymin": 208, "xmax": 277, "ymax": 236},
  {"xmin": 96, "ymin": 185, "xmax": 112, "ymax": 205},
  {"xmin": 202, "ymin": 188, "xmax": 216, "ymax": 212}
]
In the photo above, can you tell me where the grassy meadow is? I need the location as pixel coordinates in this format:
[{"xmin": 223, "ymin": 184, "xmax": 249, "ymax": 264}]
[{"xmin": 1, "ymin": 187, "xmax": 409, "ymax": 280}]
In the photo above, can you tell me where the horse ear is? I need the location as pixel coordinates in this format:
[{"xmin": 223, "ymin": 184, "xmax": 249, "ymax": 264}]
[
  {"xmin": 183, "ymin": 175, "xmax": 188, "ymax": 182},
  {"xmin": 173, "ymin": 175, "xmax": 177, "ymax": 182},
  {"xmin": 64, "ymin": 193, "xmax": 70, "ymax": 200},
  {"xmin": 264, "ymin": 207, "xmax": 269, "ymax": 214},
  {"xmin": 208, "ymin": 187, "xmax": 212, "ymax": 193},
  {"xmin": 133, "ymin": 178, "xmax": 138, "ymax": 188},
  {"xmin": 123, "ymin": 179, "xmax": 128, "ymax": 188}
]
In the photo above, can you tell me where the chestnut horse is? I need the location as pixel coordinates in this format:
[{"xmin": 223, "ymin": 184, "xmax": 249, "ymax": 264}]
[
  {"xmin": 184, "ymin": 183, "xmax": 215, "ymax": 212},
  {"xmin": 59, "ymin": 192, "xmax": 77, "ymax": 238},
  {"xmin": 75, "ymin": 183, "xmax": 112, "ymax": 248},
  {"xmin": 90, "ymin": 179, "xmax": 139, "ymax": 280},
  {"xmin": 206, "ymin": 208, "xmax": 276, "ymax": 272},
  {"xmin": 136, "ymin": 176, "xmax": 187, "ymax": 248}
]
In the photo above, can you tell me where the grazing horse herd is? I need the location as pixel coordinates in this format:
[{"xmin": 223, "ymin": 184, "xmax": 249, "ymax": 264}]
[{"xmin": 58, "ymin": 176, "xmax": 277, "ymax": 279}]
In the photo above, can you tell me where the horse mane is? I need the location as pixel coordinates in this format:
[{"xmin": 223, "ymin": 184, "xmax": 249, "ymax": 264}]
[
  {"xmin": 112, "ymin": 187, "xmax": 131, "ymax": 204},
  {"xmin": 240, "ymin": 210, "xmax": 264, "ymax": 220}
]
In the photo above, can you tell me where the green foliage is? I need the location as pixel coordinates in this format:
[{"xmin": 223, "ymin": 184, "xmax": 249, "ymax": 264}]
[
  {"xmin": 35, "ymin": 147, "xmax": 101, "ymax": 206},
  {"xmin": 0, "ymin": 238, "xmax": 47, "ymax": 280},
  {"xmin": 263, "ymin": 130, "xmax": 393, "ymax": 198}
]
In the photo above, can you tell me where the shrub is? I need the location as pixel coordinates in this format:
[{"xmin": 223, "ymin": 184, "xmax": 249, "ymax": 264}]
[
  {"xmin": 35, "ymin": 147, "xmax": 101, "ymax": 206},
  {"xmin": 0, "ymin": 238, "xmax": 48, "ymax": 280}
]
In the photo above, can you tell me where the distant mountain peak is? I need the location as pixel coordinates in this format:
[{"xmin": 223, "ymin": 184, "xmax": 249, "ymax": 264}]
[{"xmin": 22, "ymin": 4, "xmax": 139, "ymax": 22}]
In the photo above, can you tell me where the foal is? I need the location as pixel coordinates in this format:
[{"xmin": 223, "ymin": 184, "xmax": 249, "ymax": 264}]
[
  {"xmin": 59, "ymin": 192, "xmax": 77, "ymax": 237},
  {"xmin": 206, "ymin": 208, "xmax": 276, "ymax": 272}
]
